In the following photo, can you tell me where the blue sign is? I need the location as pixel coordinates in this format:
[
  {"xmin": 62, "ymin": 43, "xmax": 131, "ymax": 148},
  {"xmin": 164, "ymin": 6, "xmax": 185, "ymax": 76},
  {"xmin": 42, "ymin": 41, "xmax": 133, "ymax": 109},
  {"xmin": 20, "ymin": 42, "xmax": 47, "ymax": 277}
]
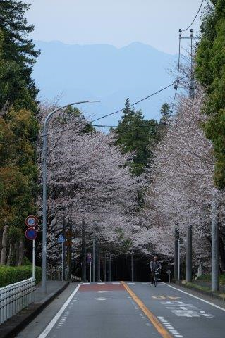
[
  {"xmin": 25, "ymin": 227, "xmax": 37, "ymax": 240},
  {"xmin": 58, "ymin": 235, "xmax": 66, "ymax": 243},
  {"xmin": 87, "ymin": 253, "xmax": 92, "ymax": 263}
]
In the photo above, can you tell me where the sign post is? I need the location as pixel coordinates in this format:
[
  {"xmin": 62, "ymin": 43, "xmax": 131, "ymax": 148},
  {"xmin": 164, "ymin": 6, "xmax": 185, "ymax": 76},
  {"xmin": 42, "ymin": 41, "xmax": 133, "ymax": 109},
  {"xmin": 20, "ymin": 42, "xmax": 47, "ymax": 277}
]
[
  {"xmin": 87, "ymin": 253, "xmax": 92, "ymax": 282},
  {"xmin": 25, "ymin": 216, "xmax": 38, "ymax": 281}
]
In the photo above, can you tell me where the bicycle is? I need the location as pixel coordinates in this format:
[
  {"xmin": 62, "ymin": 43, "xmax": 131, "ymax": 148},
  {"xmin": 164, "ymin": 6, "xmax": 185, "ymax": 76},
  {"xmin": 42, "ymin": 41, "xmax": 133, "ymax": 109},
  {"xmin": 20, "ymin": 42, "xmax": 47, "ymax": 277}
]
[{"xmin": 153, "ymin": 268, "xmax": 161, "ymax": 287}]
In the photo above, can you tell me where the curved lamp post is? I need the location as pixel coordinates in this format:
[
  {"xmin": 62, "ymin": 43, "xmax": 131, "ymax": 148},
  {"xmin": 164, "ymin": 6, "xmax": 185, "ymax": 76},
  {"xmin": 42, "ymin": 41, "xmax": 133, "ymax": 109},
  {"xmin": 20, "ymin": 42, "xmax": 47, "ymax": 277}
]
[{"xmin": 42, "ymin": 100, "xmax": 99, "ymax": 292}]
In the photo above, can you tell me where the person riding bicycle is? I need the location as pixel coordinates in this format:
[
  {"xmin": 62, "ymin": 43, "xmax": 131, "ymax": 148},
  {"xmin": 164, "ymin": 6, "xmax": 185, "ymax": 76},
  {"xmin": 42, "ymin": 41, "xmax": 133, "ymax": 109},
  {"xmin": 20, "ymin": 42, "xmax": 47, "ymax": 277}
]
[{"xmin": 150, "ymin": 256, "xmax": 162, "ymax": 284}]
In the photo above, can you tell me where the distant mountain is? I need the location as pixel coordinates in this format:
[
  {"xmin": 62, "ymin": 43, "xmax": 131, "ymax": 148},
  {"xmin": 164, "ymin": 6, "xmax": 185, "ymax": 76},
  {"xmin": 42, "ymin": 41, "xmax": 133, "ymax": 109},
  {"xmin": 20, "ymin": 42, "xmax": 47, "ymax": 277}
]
[{"xmin": 33, "ymin": 41, "xmax": 177, "ymax": 126}]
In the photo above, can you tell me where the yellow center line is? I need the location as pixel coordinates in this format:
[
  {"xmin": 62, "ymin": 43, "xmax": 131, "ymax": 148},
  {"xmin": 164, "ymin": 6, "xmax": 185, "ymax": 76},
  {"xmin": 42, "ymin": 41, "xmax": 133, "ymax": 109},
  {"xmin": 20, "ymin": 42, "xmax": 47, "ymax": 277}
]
[{"xmin": 121, "ymin": 282, "xmax": 172, "ymax": 338}]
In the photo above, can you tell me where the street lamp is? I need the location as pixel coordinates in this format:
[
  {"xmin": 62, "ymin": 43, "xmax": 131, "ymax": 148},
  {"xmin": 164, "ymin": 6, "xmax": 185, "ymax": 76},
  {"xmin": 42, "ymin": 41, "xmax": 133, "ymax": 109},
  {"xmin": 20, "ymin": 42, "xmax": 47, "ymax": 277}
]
[{"xmin": 42, "ymin": 100, "xmax": 99, "ymax": 293}]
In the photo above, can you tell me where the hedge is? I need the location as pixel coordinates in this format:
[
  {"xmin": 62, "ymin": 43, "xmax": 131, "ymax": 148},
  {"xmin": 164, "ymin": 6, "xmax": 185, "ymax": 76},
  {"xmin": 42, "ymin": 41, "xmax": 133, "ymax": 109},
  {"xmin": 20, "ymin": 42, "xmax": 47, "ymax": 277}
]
[{"xmin": 0, "ymin": 265, "xmax": 42, "ymax": 287}]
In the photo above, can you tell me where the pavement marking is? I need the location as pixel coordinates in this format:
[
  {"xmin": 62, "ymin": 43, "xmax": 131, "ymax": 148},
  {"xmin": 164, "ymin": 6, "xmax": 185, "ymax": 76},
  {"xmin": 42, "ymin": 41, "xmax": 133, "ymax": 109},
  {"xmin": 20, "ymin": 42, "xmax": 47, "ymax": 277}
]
[
  {"xmin": 97, "ymin": 282, "xmax": 105, "ymax": 284},
  {"xmin": 97, "ymin": 290, "xmax": 109, "ymax": 293},
  {"xmin": 161, "ymin": 300, "xmax": 214, "ymax": 318},
  {"xmin": 165, "ymin": 283, "xmax": 225, "ymax": 312},
  {"xmin": 122, "ymin": 282, "xmax": 172, "ymax": 338},
  {"xmin": 38, "ymin": 284, "xmax": 80, "ymax": 338},
  {"xmin": 127, "ymin": 282, "xmax": 135, "ymax": 285},
  {"xmin": 95, "ymin": 297, "xmax": 107, "ymax": 301},
  {"xmin": 152, "ymin": 296, "xmax": 181, "ymax": 300},
  {"xmin": 157, "ymin": 317, "xmax": 183, "ymax": 338}
]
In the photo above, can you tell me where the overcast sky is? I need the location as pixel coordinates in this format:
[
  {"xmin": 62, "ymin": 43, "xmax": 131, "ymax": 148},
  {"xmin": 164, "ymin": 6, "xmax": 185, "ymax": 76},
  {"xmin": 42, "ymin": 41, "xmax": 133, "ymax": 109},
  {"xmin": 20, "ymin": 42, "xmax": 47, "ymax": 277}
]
[{"xmin": 26, "ymin": 0, "xmax": 204, "ymax": 54}]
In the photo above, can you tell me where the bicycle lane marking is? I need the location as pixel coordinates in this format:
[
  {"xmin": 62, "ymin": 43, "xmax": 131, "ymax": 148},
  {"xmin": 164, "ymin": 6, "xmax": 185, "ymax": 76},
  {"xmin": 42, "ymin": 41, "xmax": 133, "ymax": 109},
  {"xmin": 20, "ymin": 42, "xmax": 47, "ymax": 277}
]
[
  {"xmin": 164, "ymin": 283, "xmax": 225, "ymax": 312},
  {"xmin": 122, "ymin": 281, "xmax": 173, "ymax": 338}
]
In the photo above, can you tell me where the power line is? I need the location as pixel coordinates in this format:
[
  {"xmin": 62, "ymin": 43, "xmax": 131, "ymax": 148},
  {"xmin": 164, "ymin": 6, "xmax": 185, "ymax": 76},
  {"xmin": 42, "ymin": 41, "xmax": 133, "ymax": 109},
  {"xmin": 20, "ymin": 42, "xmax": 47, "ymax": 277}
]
[
  {"xmin": 180, "ymin": 0, "xmax": 205, "ymax": 32},
  {"xmin": 91, "ymin": 81, "xmax": 177, "ymax": 123}
]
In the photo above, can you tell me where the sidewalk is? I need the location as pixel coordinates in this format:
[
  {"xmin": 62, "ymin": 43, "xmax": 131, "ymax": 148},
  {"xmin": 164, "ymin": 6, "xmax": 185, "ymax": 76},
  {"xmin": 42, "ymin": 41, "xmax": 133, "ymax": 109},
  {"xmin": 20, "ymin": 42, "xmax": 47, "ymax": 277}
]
[
  {"xmin": 177, "ymin": 280, "xmax": 225, "ymax": 301},
  {"xmin": 0, "ymin": 280, "xmax": 69, "ymax": 338}
]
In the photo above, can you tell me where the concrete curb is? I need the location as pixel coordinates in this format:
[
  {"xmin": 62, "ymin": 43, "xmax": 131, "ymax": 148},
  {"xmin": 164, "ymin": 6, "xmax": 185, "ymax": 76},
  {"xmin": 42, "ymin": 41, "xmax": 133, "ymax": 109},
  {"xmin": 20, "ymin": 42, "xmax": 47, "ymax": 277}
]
[
  {"xmin": 0, "ymin": 282, "xmax": 69, "ymax": 338},
  {"xmin": 173, "ymin": 281, "xmax": 225, "ymax": 302}
]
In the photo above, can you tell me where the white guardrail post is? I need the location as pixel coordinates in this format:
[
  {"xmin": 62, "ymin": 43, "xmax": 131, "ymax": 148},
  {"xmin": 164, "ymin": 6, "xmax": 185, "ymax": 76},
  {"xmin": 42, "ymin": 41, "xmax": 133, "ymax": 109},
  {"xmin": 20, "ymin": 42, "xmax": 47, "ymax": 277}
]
[{"xmin": 0, "ymin": 277, "xmax": 35, "ymax": 325}]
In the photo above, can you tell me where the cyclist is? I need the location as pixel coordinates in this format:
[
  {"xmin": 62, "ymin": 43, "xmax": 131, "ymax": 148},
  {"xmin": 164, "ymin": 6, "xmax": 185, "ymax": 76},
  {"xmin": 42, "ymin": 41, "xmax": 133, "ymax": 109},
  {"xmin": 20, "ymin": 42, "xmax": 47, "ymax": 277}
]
[{"xmin": 150, "ymin": 255, "xmax": 162, "ymax": 285}]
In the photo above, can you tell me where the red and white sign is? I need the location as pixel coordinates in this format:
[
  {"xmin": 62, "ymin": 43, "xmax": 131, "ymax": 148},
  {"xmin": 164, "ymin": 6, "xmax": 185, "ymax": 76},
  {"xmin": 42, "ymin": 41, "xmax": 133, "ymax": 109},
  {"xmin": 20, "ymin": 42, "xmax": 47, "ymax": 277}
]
[
  {"xmin": 25, "ymin": 215, "xmax": 38, "ymax": 227},
  {"xmin": 25, "ymin": 227, "xmax": 37, "ymax": 240}
]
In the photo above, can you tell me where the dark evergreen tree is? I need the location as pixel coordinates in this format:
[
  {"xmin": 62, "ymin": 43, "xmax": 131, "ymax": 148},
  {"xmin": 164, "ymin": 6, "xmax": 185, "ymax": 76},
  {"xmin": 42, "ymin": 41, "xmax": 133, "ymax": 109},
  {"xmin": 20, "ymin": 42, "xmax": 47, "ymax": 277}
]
[
  {"xmin": 0, "ymin": 0, "xmax": 40, "ymax": 112},
  {"xmin": 195, "ymin": 0, "xmax": 225, "ymax": 189},
  {"xmin": 114, "ymin": 99, "xmax": 159, "ymax": 176}
]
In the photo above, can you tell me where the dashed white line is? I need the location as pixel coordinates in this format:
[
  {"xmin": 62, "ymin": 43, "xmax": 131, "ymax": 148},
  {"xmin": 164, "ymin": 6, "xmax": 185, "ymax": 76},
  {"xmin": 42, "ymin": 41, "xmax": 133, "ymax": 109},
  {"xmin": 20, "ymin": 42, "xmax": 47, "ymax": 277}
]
[{"xmin": 157, "ymin": 316, "xmax": 183, "ymax": 338}]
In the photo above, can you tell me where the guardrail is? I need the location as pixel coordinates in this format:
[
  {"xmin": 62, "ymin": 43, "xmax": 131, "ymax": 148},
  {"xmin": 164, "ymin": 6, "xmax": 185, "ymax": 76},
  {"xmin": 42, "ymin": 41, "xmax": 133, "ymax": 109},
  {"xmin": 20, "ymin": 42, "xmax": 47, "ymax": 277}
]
[{"xmin": 0, "ymin": 278, "xmax": 35, "ymax": 325}]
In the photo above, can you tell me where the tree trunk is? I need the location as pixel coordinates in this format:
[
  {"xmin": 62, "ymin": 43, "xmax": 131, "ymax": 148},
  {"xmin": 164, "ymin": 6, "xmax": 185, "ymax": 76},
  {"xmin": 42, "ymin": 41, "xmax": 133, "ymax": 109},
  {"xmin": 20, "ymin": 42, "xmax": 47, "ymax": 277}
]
[
  {"xmin": 219, "ymin": 236, "xmax": 225, "ymax": 272},
  {"xmin": 1, "ymin": 225, "xmax": 8, "ymax": 265},
  {"xmin": 18, "ymin": 239, "xmax": 24, "ymax": 266},
  {"xmin": 7, "ymin": 244, "xmax": 13, "ymax": 266}
]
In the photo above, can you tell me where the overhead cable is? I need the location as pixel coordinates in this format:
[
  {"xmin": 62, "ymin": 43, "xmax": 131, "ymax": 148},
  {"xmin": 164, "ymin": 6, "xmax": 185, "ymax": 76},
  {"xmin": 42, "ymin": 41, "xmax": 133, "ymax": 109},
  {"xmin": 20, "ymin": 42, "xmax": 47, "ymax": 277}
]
[
  {"xmin": 180, "ymin": 0, "xmax": 205, "ymax": 32},
  {"xmin": 91, "ymin": 81, "xmax": 177, "ymax": 123}
]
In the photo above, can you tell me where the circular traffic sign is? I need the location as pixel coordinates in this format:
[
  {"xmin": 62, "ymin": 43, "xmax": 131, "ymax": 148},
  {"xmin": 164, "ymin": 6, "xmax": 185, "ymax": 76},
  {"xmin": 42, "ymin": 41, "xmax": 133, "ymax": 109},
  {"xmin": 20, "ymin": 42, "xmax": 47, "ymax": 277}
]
[
  {"xmin": 25, "ymin": 227, "xmax": 37, "ymax": 240},
  {"xmin": 25, "ymin": 215, "xmax": 38, "ymax": 227}
]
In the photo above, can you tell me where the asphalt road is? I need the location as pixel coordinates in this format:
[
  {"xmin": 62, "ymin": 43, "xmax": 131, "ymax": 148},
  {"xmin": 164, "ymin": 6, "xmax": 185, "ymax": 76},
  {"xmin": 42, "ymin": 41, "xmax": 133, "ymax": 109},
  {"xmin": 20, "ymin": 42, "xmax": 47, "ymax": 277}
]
[{"xmin": 16, "ymin": 282, "xmax": 225, "ymax": 338}]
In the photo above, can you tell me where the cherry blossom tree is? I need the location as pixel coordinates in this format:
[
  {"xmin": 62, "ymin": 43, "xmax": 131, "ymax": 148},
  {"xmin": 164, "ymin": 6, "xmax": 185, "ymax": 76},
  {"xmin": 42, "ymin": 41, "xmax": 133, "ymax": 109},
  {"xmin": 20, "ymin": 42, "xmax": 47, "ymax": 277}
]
[
  {"xmin": 38, "ymin": 106, "xmax": 141, "ymax": 272},
  {"xmin": 144, "ymin": 89, "xmax": 225, "ymax": 270}
]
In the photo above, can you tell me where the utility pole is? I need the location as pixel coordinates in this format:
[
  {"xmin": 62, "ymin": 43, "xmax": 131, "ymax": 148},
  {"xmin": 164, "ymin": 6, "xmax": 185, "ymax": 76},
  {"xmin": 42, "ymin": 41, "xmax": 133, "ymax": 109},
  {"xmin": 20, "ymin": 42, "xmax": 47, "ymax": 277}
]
[
  {"xmin": 97, "ymin": 244, "xmax": 101, "ymax": 282},
  {"xmin": 92, "ymin": 235, "xmax": 96, "ymax": 283},
  {"xmin": 178, "ymin": 239, "xmax": 181, "ymax": 282},
  {"xmin": 62, "ymin": 216, "xmax": 66, "ymax": 280},
  {"xmin": 82, "ymin": 219, "xmax": 86, "ymax": 282},
  {"xmin": 186, "ymin": 224, "xmax": 192, "ymax": 282},
  {"xmin": 109, "ymin": 254, "xmax": 112, "ymax": 282},
  {"xmin": 178, "ymin": 29, "xmax": 195, "ymax": 283},
  {"xmin": 212, "ymin": 190, "xmax": 219, "ymax": 292},
  {"xmin": 189, "ymin": 29, "xmax": 195, "ymax": 99},
  {"xmin": 174, "ymin": 227, "xmax": 179, "ymax": 280},
  {"xmin": 131, "ymin": 252, "xmax": 134, "ymax": 282},
  {"xmin": 104, "ymin": 253, "xmax": 107, "ymax": 282},
  {"xmin": 67, "ymin": 222, "xmax": 72, "ymax": 281}
]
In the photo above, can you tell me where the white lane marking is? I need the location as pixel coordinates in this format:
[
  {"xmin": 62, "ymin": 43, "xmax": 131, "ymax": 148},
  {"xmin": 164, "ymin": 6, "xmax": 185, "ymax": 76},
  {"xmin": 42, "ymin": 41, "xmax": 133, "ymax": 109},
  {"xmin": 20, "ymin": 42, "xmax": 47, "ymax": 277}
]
[
  {"xmin": 127, "ymin": 282, "xmax": 135, "ymax": 285},
  {"xmin": 112, "ymin": 282, "xmax": 120, "ymax": 284},
  {"xmin": 38, "ymin": 284, "xmax": 80, "ymax": 338},
  {"xmin": 97, "ymin": 282, "xmax": 105, "ymax": 285},
  {"xmin": 165, "ymin": 283, "xmax": 225, "ymax": 312},
  {"xmin": 157, "ymin": 316, "xmax": 183, "ymax": 338},
  {"xmin": 97, "ymin": 290, "xmax": 109, "ymax": 293},
  {"xmin": 142, "ymin": 282, "xmax": 149, "ymax": 285},
  {"xmin": 82, "ymin": 282, "xmax": 90, "ymax": 285},
  {"xmin": 95, "ymin": 297, "xmax": 106, "ymax": 301}
]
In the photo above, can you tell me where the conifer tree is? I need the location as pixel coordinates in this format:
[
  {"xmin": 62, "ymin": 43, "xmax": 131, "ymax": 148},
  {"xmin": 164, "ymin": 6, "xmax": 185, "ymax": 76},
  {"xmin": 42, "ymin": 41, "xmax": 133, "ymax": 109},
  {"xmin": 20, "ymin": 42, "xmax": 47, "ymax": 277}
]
[
  {"xmin": 0, "ymin": 0, "xmax": 40, "ymax": 111},
  {"xmin": 114, "ymin": 99, "xmax": 159, "ymax": 176},
  {"xmin": 195, "ymin": 0, "xmax": 225, "ymax": 189}
]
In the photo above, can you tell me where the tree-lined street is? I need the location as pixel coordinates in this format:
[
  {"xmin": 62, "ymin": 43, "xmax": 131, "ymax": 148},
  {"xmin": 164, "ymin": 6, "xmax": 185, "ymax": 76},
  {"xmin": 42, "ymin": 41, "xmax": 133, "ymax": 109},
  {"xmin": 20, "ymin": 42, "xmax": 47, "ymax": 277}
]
[{"xmin": 1, "ymin": 1, "xmax": 225, "ymax": 337}]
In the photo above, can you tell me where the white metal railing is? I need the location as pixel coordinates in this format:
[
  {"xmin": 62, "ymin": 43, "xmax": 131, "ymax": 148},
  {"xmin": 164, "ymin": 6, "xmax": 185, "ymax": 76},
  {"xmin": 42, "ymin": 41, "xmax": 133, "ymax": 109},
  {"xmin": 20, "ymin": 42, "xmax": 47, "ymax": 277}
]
[{"xmin": 0, "ymin": 277, "xmax": 35, "ymax": 325}]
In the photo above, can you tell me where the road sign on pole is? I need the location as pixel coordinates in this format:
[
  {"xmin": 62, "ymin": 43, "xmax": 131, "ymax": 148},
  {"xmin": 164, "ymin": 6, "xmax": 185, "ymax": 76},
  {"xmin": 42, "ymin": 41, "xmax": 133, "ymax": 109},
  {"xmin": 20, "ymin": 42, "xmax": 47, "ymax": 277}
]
[
  {"xmin": 25, "ymin": 215, "xmax": 38, "ymax": 228},
  {"xmin": 25, "ymin": 226, "xmax": 37, "ymax": 281},
  {"xmin": 87, "ymin": 252, "xmax": 92, "ymax": 264},
  {"xmin": 58, "ymin": 234, "xmax": 66, "ymax": 243},
  {"xmin": 25, "ymin": 227, "xmax": 37, "ymax": 240}
]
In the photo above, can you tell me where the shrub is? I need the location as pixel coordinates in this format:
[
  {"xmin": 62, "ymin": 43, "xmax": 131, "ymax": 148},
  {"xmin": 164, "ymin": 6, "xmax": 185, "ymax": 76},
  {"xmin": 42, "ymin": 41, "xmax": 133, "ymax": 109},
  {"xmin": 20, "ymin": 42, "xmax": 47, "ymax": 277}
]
[{"xmin": 0, "ymin": 265, "xmax": 41, "ymax": 287}]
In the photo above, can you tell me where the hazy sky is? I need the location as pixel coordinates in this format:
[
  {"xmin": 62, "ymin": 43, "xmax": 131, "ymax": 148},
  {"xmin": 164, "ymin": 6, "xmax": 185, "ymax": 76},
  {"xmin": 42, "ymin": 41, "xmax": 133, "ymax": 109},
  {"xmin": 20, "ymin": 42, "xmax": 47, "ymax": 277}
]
[{"xmin": 27, "ymin": 0, "xmax": 203, "ymax": 54}]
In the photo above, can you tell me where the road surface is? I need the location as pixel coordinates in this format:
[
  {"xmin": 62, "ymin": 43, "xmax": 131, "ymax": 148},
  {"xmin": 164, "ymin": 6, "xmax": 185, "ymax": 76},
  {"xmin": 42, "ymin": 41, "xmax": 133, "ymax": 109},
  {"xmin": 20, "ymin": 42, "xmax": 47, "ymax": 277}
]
[{"xmin": 16, "ymin": 282, "xmax": 225, "ymax": 338}]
